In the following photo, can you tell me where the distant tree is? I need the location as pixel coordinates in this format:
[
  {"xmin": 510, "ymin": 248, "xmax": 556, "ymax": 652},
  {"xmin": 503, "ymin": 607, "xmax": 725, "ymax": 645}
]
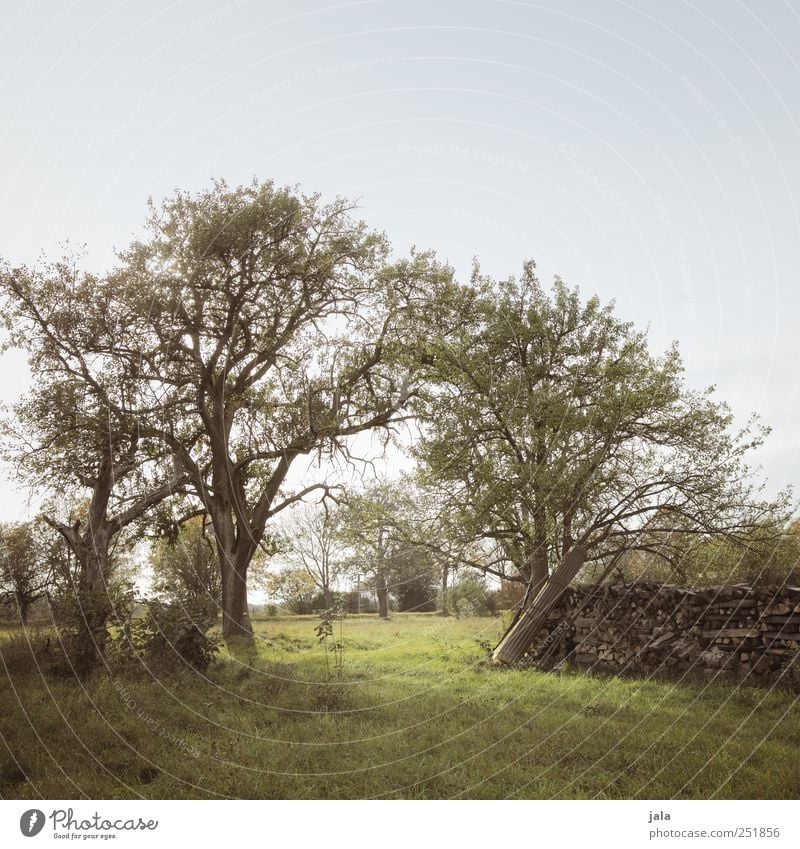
[
  {"xmin": 495, "ymin": 578, "xmax": 525, "ymax": 611},
  {"xmin": 415, "ymin": 261, "xmax": 789, "ymax": 607},
  {"xmin": 0, "ymin": 521, "xmax": 56, "ymax": 624},
  {"xmin": 259, "ymin": 567, "xmax": 320, "ymax": 615},
  {"xmin": 337, "ymin": 479, "xmax": 444, "ymax": 618},
  {"xmin": 640, "ymin": 518, "xmax": 800, "ymax": 588},
  {"xmin": 391, "ymin": 547, "xmax": 438, "ymax": 613},
  {"xmin": 279, "ymin": 504, "xmax": 345, "ymax": 609},
  {"xmin": 445, "ymin": 571, "xmax": 496, "ymax": 618}
]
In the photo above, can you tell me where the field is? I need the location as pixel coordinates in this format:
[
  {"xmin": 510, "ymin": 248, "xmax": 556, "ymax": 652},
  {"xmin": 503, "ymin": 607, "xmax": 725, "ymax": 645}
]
[{"xmin": 1, "ymin": 613, "xmax": 799, "ymax": 799}]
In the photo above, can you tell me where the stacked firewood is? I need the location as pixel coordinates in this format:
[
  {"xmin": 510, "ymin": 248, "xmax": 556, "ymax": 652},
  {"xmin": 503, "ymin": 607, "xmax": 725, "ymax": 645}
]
[{"xmin": 527, "ymin": 582, "xmax": 800, "ymax": 686}]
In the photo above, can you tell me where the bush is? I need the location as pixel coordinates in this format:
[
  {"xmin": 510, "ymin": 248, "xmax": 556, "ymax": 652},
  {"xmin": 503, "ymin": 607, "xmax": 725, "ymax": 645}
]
[
  {"xmin": 0, "ymin": 629, "xmax": 71, "ymax": 677},
  {"xmin": 443, "ymin": 573, "xmax": 498, "ymax": 617},
  {"xmin": 109, "ymin": 598, "xmax": 219, "ymax": 673}
]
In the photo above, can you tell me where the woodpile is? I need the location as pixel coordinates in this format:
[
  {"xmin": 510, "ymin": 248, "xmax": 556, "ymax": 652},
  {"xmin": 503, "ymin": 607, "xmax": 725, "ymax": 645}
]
[{"xmin": 527, "ymin": 582, "xmax": 800, "ymax": 687}]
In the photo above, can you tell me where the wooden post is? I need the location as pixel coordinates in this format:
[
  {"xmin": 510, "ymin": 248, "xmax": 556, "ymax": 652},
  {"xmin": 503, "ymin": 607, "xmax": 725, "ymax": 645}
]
[{"xmin": 492, "ymin": 545, "xmax": 587, "ymax": 666}]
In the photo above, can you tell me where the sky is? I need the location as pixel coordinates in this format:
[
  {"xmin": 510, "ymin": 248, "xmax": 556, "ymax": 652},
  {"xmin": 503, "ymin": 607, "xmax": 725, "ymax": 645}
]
[{"xmin": 1, "ymin": 0, "xmax": 799, "ymax": 520}]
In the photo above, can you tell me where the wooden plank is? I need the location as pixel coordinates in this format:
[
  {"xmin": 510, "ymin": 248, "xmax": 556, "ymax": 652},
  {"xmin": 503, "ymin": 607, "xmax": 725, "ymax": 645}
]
[
  {"xmin": 701, "ymin": 628, "xmax": 760, "ymax": 639},
  {"xmin": 492, "ymin": 546, "xmax": 588, "ymax": 665},
  {"xmin": 703, "ymin": 599, "xmax": 759, "ymax": 611},
  {"xmin": 761, "ymin": 631, "xmax": 800, "ymax": 642}
]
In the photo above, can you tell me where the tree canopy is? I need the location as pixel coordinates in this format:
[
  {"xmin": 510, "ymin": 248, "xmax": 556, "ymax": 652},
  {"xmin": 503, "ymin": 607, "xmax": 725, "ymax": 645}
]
[
  {"xmin": 110, "ymin": 179, "xmax": 453, "ymax": 639},
  {"xmin": 414, "ymin": 261, "xmax": 789, "ymax": 598},
  {"xmin": 0, "ymin": 256, "xmax": 187, "ymax": 672}
]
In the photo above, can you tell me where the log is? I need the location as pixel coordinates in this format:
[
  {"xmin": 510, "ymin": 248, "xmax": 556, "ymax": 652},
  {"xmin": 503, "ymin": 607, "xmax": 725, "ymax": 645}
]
[
  {"xmin": 704, "ymin": 598, "xmax": 759, "ymax": 611},
  {"xmin": 492, "ymin": 546, "xmax": 587, "ymax": 665},
  {"xmin": 701, "ymin": 628, "xmax": 760, "ymax": 639},
  {"xmin": 646, "ymin": 631, "xmax": 676, "ymax": 650}
]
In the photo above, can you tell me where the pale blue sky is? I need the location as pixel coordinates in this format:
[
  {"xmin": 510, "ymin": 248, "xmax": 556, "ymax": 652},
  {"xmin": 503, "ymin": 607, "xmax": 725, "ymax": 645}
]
[{"xmin": 2, "ymin": 0, "xmax": 799, "ymax": 519}]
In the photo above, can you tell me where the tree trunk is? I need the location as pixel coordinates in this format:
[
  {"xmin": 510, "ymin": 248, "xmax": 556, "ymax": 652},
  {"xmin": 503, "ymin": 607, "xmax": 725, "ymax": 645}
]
[
  {"xmin": 210, "ymin": 499, "xmax": 256, "ymax": 646},
  {"xmin": 531, "ymin": 516, "xmax": 549, "ymax": 598},
  {"xmin": 376, "ymin": 571, "xmax": 389, "ymax": 619},
  {"xmin": 506, "ymin": 545, "xmax": 549, "ymax": 631},
  {"xmin": 220, "ymin": 553, "xmax": 253, "ymax": 642},
  {"xmin": 72, "ymin": 541, "xmax": 112, "ymax": 678},
  {"xmin": 324, "ymin": 586, "xmax": 333, "ymax": 609},
  {"xmin": 440, "ymin": 564, "xmax": 450, "ymax": 616},
  {"xmin": 16, "ymin": 593, "xmax": 30, "ymax": 626}
]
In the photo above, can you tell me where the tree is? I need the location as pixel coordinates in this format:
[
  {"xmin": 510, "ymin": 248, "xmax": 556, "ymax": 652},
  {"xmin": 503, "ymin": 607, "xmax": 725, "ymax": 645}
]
[
  {"xmin": 0, "ymin": 257, "xmax": 186, "ymax": 674},
  {"xmin": 150, "ymin": 515, "xmax": 222, "ymax": 618},
  {"xmin": 392, "ymin": 548, "xmax": 438, "ymax": 612},
  {"xmin": 0, "ymin": 521, "xmax": 56, "ymax": 624},
  {"xmin": 116, "ymin": 179, "xmax": 451, "ymax": 642},
  {"xmin": 335, "ymin": 476, "xmax": 470, "ymax": 616},
  {"xmin": 279, "ymin": 504, "xmax": 344, "ymax": 608},
  {"xmin": 336, "ymin": 479, "xmax": 442, "ymax": 618},
  {"xmin": 259, "ymin": 566, "xmax": 320, "ymax": 614},
  {"xmin": 415, "ymin": 261, "xmax": 788, "ymax": 610}
]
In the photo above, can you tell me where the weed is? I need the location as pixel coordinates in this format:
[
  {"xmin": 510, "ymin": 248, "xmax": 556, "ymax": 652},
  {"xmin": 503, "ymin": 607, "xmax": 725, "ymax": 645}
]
[{"xmin": 314, "ymin": 611, "xmax": 344, "ymax": 678}]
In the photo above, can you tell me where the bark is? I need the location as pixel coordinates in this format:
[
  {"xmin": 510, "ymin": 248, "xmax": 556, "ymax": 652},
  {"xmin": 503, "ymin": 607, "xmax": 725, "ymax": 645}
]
[
  {"xmin": 16, "ymin": 593, "xmax": 30, "ymax": 626},
  {"xmin": 440, "ymin": 564, "xmax": 450, "ymax": 616},
  {"xmin": 71, "ymin": 537, "xmax": 112, "ymax": 678},
  {"xmin": 527, "ymin": 433, "xmax": 549, "ymax": 598},
  {"xmin": 204, "ymin": 478, "xmax": 256, "ymax": 644},
  {"xmin": 219, "ymin": 545, "xmax": 254, "ymax": 642},
  {"xmin": 506, "ymin": 541, "xmax": 549, "ymax": 631},
  {"xmin": 531, "ymin": 510, "xmax": 549, "ymax": 597},
  {"xmin": 376, "ymin": 571, "xmax": 390, "ymax": 619}
]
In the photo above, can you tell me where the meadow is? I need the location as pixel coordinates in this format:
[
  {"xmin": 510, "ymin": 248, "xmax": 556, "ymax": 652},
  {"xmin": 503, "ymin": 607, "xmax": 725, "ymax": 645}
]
[{"xmin": 1, "ymin": 613, "xmax": 798, "ymax": 800}]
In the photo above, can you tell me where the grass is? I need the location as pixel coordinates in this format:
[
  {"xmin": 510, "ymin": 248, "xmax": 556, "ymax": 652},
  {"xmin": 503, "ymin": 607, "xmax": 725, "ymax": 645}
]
[{"xmin": 1, "ymin": 612, "xmax": 799, "ymax": 799}]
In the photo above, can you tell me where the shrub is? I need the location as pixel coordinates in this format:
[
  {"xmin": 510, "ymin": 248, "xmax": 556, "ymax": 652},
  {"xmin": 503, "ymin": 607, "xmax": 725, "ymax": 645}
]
[
  {"xmin": 0, "ymin": 629, "xmax": 71, "ymax": 677},
  {"xmin": 110, "ymin": 598, "xmax": 219, "ymax": 673},
  {"xmin": 443, "ymin": 573, "xmax": 498, "ymax": 617}
]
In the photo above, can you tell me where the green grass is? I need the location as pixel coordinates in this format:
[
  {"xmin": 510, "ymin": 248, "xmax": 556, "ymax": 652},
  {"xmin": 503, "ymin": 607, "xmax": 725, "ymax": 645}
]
[{"xmin": 1, "ymin": 613, "xmax": 799, "ymax": 799}]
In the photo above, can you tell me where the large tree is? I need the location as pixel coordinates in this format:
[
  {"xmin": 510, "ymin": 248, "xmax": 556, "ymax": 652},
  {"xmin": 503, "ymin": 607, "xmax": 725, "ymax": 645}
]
[
  {"xmin": 0, "ymin": 257, "xmax": 186, "ymax": 673},
  {"xmin": 415, "ymin": 261, "xmax": 787, "ymax": 606},
  {"xmin": 116, "ymin": 179, "xmax": 451, "ymax": 642}
]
